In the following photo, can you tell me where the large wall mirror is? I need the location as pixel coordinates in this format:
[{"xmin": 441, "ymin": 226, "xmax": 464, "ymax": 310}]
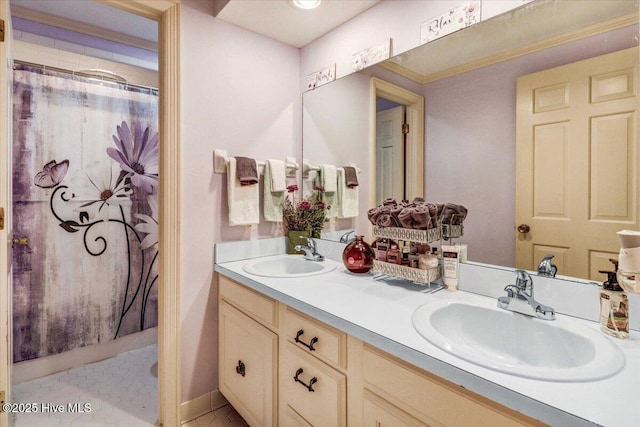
[{"xmin": 302, "ymin": 0, "xmax": 639, "ymax": 281}]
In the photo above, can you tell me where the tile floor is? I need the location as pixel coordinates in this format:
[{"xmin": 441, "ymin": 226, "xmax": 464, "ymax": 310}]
[
  {"xmin": 182, "ymin": 405, "xmax": 249, "ymax": 427},
  {"xmin": 11, "ymin": 344, "xmax": 159, "ymax": 426},
  {"xmin": 10, "ymin": 344, "xmax": 248, "ymax": 427}
]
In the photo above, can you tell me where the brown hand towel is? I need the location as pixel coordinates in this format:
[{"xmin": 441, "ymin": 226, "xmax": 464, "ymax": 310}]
[
  {"xmin": 389, "ymin": 204, "xmax": 404, "ymax": 226},
  {"xmin": 343, "ymin": 166, "xmax": 359, "ymax": 187},
  {"xmin": 383, "ymin": 197, "xmax": 397, "ymax": 206},
  {"xmin": 378, "ymin": 213, "xmax": 399, "ymax": 228},
  {"xmin": 398, "ymin": 207, "xmax": 415, "ymax": 228},
  {"xmin": 234, "ymin": 156, "xmax": 258, "ymax": 186},
  {"xmin": 427, "ymin": 203, "xmax": 438, "ymax": 228},
  {"xmin": 367, "ymin": 206, "xmax": 382, "ymax": 225},
  {"xmin": 411, "ymin": 205, "xmax": 431, "ymax": 229}
]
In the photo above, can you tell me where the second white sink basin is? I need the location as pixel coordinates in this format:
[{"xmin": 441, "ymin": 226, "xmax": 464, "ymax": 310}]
[
  {"xmin": 243, "ymin": 255, "xmax": 337, "ymax": 278},
  {"xmin": 412, "ymin": 295, "xmax": 625, "ymax": 382}
]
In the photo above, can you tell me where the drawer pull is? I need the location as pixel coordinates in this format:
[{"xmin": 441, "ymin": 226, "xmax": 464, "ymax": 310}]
[
  {"xmin": 293, "ymin": 368, "xmax": 317, "ymax": 392},
  {"xmin": 236, "ymin": 360, "xmax": 246, "ymax": 377},
  {"xmin": 295, "ymin": 329, "xmax": 318, "ymax": 351}
]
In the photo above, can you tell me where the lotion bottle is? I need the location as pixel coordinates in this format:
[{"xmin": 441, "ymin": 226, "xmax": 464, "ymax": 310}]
[{"xmin": 599, "ymin": 261, "xmax": 629, "ymax": 339}]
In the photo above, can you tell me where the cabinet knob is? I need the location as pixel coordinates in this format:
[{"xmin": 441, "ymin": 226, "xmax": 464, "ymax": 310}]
[
  {"xmin": 12, "ymin": 236, "xmax": 29, "ymax": 247},
  {"xmin": 295, "ymin": 329, "xmax": 318, "ymax": 351},
  {"xmin": 517, "ymin": 224, "xmax": 530, "ymax": 234},
  {"xmin": 293, "ymin": 368, "xmax": 317, "ymax": 392},
  {"xmin": 236, "ymin": 360, "xmax": 245, "ymax": 377}
]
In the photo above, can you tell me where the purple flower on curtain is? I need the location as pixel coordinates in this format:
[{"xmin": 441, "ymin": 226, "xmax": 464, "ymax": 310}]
[
  {"xmin": 134, "ymin": 192, "xmax": 159, "ymax": 250},
  {"xmin": 72, "ymin": 161, "xmax": 133, "ymax": 221},
  {"xmin": 107, "ymin": 121, "xmax": 159, "ymax": 194}
]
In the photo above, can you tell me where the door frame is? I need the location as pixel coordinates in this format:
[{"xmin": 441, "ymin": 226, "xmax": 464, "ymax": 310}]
[
  {"xmin": 1, "ymin": 1, "xmax": 182, "ymax": 426},
  {"xmin": 370, "ymin": 77, "xmax": 424, "ymax": 210}
]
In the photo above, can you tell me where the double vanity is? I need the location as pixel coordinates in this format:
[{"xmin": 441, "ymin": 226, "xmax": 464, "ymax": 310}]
[{"xmin": 214, "ymin": 238, "xmax": 640, "ymax": 426}]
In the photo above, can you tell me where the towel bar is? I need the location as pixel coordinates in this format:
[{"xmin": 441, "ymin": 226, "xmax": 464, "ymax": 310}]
[{"xmin": 213, "ymin": 149, "xmax": 299, "ymax": 177}]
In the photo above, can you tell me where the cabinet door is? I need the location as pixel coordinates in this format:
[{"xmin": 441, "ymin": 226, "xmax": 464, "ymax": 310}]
[
  {"xmin": 363, "ymin": 389, "xmax": 432, "ymax": 427},
  {"xmin": 219, "ymin": 301, "xmax": 277, "ymax": 427},
  {"xmin": 281, "ymin": 343, "xmax": 346, "ymax": 427}
]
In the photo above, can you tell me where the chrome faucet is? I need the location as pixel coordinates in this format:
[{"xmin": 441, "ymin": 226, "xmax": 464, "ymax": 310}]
[
  {"xmin": 537, "ymin": 254, "xmax": 557, "ymax": 277},
  {"xmin": 339, "ymin": 230, "xmax": 355, "ymax": 243},
  {"xmin": 497, "ymin": 270, "xmax": 555, "ymax": 320},
  {"xmin": 294, "ymin": 237, "xmax": 325, "ymax": 262}
]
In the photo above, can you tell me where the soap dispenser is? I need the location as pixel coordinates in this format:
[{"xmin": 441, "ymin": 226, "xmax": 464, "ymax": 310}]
[{"xmin": 599, "ymin": 260, "xmax": 629, "ymax": 339}]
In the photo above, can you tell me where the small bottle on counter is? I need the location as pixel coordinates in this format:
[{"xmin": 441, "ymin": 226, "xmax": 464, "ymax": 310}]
[
  {"xmin": 599, "ymin": 260, "xmax": 629, "ymax": 339},
  {"xmin": 387, "ymin": 243, "xmax": 402, "ymax": 265}
]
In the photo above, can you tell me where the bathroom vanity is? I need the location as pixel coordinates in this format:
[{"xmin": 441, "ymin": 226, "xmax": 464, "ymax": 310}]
[{"xmin": 214, "ymin": 239, "xmax": 640, "ymax": 427}]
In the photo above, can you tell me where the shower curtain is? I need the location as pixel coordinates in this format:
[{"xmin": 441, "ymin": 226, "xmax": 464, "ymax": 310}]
[{"xmin": 12, "ymin": 64, "xmax": 159, "ymax": 362}]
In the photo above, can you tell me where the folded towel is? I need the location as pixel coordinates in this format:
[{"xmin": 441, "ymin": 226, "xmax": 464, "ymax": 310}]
[
  {"xmin": 263, "ymin": 160, "xmax": 284, "ymax": 222},
  {"xmin": 227, "ymin": 157, "xmax": 259, "ymax": 226},
  {"xmin": 320, "ymin": 164, "xmax": 338, "ymax": 192},
  {"xmin": 368, "ymin": 206, "xmax": 382, "ymax": 225},
  {"xmin": 383, "ymin": 197, "xmax": 397, "ymax": 206},
  {"xmin": 378, "ymin": 213, "xmax": 399, "ymax": 228},
  {"xmin": 342, "ymin": 166, "xmax": 359, "ymax": 188},
  {"xmin": 267, "ymin": 159, "xmax": 286, "ymax": 192},
  {"xmin": 337, "ymin": 167, "xmax": 359, "ymax": 218},
  {"xmin": 234, "ymin": 156, "xmax": 258, "ymax": 186}
]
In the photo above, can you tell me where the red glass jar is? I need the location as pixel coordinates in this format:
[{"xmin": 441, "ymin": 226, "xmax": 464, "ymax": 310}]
[{"xmin": 342, "ymin": 235, "xmax": 375, "ymax": 274}]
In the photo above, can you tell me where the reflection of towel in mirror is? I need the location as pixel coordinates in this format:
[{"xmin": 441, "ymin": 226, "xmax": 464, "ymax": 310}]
[
  {"xmin": 318, "ymin": 164, "xmax": 338, "ymax": 218},
  {"xmin": 342, "ymin": 166, "xmax": 359, "ymax": 187},
  {"xmin": 234, "ymin": 156, "xmax": 259, "ymax": 185},
  {"xmin": 337, "ymin": 168, "xmax": 358, "ymax": 218},
  {"xmin": 263, "ymin": 160, "xmax": 285, "ymax": 222},
  {"xmin": 227, "ymin": 157, "xmax": 259, "ymax": 226}
]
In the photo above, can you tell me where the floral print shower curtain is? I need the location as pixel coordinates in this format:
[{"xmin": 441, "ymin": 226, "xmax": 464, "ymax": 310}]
[{"xmin": 12, "ymin": 64, "xmax": 159, "ymax": 362}]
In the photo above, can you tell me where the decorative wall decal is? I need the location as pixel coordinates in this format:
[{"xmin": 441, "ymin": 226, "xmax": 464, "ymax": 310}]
[
  {"xmin": 12, "ymin": 65, "xmax": 159, "ymax": 362},
  {"xmin": 420, "ymin": 1, "xmax": 480, "ymax": 44}
]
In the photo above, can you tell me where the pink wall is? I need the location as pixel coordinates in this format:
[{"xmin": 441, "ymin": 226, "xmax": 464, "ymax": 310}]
[{"xmin": 180, "ymin": 1, "xmax": 300, "ymax": 402}]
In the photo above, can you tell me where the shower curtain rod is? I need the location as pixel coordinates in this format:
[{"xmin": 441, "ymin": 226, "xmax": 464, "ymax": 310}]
[{"xmin": 13, "ymin": 60, "xmax": 159, "ymax": 94}]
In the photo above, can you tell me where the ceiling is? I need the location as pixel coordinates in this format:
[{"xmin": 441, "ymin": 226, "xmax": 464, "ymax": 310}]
[
  {"xmin": 10, "ymin": 0, "xmax": 158, "ymax": 43},
  {"xmin": 216, "ymin": 0, "xmax": 381, "ymax": 48}
]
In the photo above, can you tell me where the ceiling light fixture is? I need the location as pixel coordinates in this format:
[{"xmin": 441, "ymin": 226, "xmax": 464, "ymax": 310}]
[{"xmin": 291, "ymin": 0, "xmax": 322, "ymax": 10}]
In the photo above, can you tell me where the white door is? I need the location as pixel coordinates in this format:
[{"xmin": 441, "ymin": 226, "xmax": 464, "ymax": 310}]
[
  {"xmin": 376, "ymin": 106, "xmax": 405, "ymax": 204},
  {"xmin": 516, "ymin": 47, "xmax": 639, "ymax": 280},
  {"xmin": 0, "ymin": 0, "xmax": 12, "ymax": 424}
]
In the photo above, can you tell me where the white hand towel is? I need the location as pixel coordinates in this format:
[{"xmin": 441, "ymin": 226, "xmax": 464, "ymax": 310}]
[
  {"xmin": 268, "ymin": 159, "xmax": 286, "ymax": 192},
  {"xmin": 319, "ymin": 164, "xmax": 338, "ymax": 218},
  {"xmin": 321, "ymin": 164, "xmax": 337, "ymax": 192},
  {"xmin": 263, "ymin": 160, "xmax": 285, "ymax": 222},
  {"xmin": 337, "ymin": 167, "xmax": 359, "ymax": 218},
  {"xmin": 227, "ymin": 157, "xmax": 259, "ymax": 226}
]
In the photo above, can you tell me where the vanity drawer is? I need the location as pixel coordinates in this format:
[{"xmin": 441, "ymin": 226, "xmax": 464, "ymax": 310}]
[
  {"xmin": 362, "ymin": 389, "xmax": 430, "ymax": 427},
  {"xmin": 281, "ymin": 343, "xmax": 346, "ymax": 427},
  {"xmin": 219, "ymin": 275, "xmax": 277, "ymax": 328},
  {"xmin": 283, "ymin": 306, "xmax": 347, "ymax": 368},
  {"xmin": 362, "ymin": 345, "xmax": 543, "ymax": 427}
]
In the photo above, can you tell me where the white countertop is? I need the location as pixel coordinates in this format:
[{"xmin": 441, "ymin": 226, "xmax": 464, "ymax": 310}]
[{"xmin": 215, "ymin": 254, "xmax": 640, "ymax": 427}]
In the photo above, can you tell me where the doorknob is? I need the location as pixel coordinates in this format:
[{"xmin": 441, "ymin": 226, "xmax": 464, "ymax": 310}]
[
  {"xmin": 12, "ymin": 237, "xmax": 29, "ymax": 247},
  {"xmin": 517, "ymin": 224, "xmax": 530, "ymax": 234}
]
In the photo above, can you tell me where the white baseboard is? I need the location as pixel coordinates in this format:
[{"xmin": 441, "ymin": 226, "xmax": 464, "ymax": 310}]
[
  {"xmin": 13, "ymin": 327, "xmax": 158, "ymax": 384},
  {"xmin": 181, "ymin": 390, "xmax": 229, "ymax": 423}
]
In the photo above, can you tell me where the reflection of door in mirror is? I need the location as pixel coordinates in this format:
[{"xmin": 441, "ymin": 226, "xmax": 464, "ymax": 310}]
[
  {"xmin": 376, "ymin": 101, "xmax": 405, "ymax": 204},
  {"xmin": 516, "ymin": 47, "xmax": 639, "ymax": 281}
]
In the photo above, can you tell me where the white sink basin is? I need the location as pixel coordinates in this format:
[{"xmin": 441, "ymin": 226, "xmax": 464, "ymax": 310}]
[
  {"xmin": 243, "ymin": 255, "xmax": 337, "ymax": 278},
  {"xmin": 412, "ymin": 296, "xmax": 625, "ymax": 382}
]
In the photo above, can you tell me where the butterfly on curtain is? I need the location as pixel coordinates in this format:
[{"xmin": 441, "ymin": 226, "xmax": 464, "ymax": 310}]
[{"xmin": 34, "ymin": 159, "xmax": 69, "ymax": 188}]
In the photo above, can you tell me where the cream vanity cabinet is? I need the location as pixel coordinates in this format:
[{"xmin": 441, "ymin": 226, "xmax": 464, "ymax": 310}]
[{"xmin": 218, "ymin": 274, "xmax": 544, "ymax": 427}]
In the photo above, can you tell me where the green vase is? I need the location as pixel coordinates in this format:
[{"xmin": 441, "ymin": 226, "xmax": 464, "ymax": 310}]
[{"xmin": 287, "ymin": 230, "xmax": 311, "ymax": 254}]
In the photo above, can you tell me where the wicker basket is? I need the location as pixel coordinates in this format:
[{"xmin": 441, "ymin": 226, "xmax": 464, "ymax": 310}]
[
  {"xmin": 442, "ymin": 224, "xmax": 464, "ymax": 239},
  {"xmin": 372, "ymin": 260, "xmax": 441, "ymax": 284}
]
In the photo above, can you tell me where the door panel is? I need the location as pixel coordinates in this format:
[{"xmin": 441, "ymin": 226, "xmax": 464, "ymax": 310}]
[
  {"xmin": 0, "ymin": 0, "xmax": 12, "ymax": 424},
  {"xmin": 516, "ymin": 47, "xmax": 639, "ymax": 280},
  {"xmin": 376, "ymin": 106, "xmax": 404, "ymax": 204}
]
